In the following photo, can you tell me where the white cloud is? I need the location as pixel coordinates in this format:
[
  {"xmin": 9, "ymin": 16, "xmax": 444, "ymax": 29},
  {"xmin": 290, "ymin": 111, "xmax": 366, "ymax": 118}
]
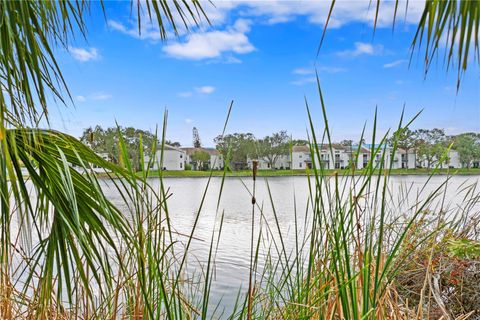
[
  {"xmin": 318, "ymin": 66, "xmax": 346, "ymax": 73},
  {"xmin": 292, "ymin": 68, "xmax": 314, "ymax": 75},
  {"xmin": 108, "ymin": 19, "xmax": 163, "ymax": 41},
  {"xmin": 91, "ymin": 92, "xmax": 113, "ymax": 101},
  {"xmin": 291, "ymin": 77, "xmax": 317, "ymax": 86},
  {"xmin": 337, "ymin": 42, "xmax": 383, "ymax": 57},
  {"xmin": 75, "ymin": 92, "xmax": 112, "ymax": 102},
  {"xmin": 178, "ymin": 91, "xmax": 193, "ymax": 98},
  {"xmin": 69, "ymin": 47, "xmax": 100, "ymax": 62},
  {"xmin": 232, "ymin": 0, "xmax": 425, "ymax": 28},
  {"xmin": 108, "ymin": 1, "xmax": 425, "ymax": 63},
  {"xmin": 293, "ymin": 66, "xmax": 346, "ymax": 75},
  {"xmin": 185, "ymin": 118, "xmax": 193, "ymax": 124},
  {"xmin": 195, "ymin": 86, "xmax": 216, "ymax": 94},
  {"xmin": 383, "ymin": 59, "xmax": 408, "ymax": 68},
  {"xmin": 162, "ymin": 20, "xmax": 255, "ymax": 60}
]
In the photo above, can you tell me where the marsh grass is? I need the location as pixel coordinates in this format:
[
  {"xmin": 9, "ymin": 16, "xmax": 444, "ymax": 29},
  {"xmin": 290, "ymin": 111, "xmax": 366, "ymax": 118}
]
[{"xmin": 1, "ymin": 85, "xmax": 479, "ymax": 319}]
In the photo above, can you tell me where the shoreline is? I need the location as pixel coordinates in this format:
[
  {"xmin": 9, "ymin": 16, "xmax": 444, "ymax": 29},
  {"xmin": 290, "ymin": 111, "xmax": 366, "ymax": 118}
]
[{"xmin": 135, "ymin": 168, "xmax": 480, "ymax": 178}]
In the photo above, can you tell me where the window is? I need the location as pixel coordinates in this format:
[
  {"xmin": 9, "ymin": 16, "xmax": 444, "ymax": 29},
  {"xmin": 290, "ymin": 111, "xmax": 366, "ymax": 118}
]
[
  {"xmin": 180, "ymin": 154, "xmax": 183, "ymax": 158},
  {"xmin": 180, "ymin": 163, "xmax": 183, "ymax": 168},
  {"xmin": 299, "ymin": 155, "xmax": 302, "ymax": 158},
  {"xmin": 299, "ymin": 163, "xmax": 302, "ymax": 168}
]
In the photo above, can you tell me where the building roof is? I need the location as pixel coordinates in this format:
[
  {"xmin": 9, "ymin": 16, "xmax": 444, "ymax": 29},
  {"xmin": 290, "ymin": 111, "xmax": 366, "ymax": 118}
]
[
  {"xmin": 181, "ymin": 147, "xmax": 220, "ymax": 156},
  {"xmin": 157, "ymin": 144, "xmax": 184, "ymax": 152},
  {"xmin": 292, "ymin": 145, "xmax": 309, "ymax": 152},
  {"xmin": 292, "ymin": 144, "xmax": 350, "ymax": 153}
]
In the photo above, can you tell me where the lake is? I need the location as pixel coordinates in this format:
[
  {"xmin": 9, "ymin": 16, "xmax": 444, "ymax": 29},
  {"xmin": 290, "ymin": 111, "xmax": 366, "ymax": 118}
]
[{"xmin": 103, "ymin": 174, "xmax": 480, "ymax": 313}]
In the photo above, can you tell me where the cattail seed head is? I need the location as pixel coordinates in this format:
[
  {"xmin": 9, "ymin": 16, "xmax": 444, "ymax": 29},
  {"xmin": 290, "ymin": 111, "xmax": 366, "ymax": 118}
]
[{"xmin": 252, "ymin": 160, "xmax": 258, "ymax": 181}]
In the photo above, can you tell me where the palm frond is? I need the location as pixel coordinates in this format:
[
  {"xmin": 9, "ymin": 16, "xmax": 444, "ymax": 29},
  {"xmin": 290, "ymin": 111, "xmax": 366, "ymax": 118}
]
[
  {"xmin": 2, "ymin": 128, "xmax": 131, "ymax": 316},
  {"xmin": 319, "ymin": 0, "xmax": 479, "ymax": 89}
]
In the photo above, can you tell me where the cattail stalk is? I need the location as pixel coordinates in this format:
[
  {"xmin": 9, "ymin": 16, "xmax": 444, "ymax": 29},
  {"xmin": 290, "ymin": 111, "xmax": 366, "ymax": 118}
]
[{"xmin": 247, "ymin": 160, "xmax": 258, "ymax": 319}]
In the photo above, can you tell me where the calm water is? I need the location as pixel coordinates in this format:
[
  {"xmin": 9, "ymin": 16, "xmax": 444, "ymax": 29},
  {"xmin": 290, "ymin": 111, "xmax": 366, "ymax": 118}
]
[{"xmin": 102, "ymin": 174, "xmax": 480, "ymax": 312}]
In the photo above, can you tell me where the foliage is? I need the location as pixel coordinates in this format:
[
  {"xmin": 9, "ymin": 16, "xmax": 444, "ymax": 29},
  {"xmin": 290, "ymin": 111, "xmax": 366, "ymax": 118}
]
[
  {"xmin": 390, "ymin": 128, "xmax": 416, "ymax": 152},
  {"xmin": 214, "ymin": 133, "xmax": 256, "ymax": 170},
  {"xmin": 414, "ymin": 128, "xmax": 448, "ymax": 168},
  {"xmin": 165, "ymin": 140, "xmax": 181, "ymax": 147},
  {"xmin": 453, "ymin": 133, "xmax": 480, "ymax": 168},
  {"xmin": 191, "ymin": 150, "xmax": 210, "ymax": 170},
  {"xmin": 291, "ymin": 139, "xmax": 309, "ymax": 146},
  {"xmin": 0, "ymin": 1, "xmax": 209, "ymax": 318},
  {"xmin": 256, "ymin": 131, "xmax": 289, "ymax": 169},
  {"xmin": 193, "ymin": 127, "xmax": 202, "ymax": 148},
  {"xmin": 80, "ymin": 125, "xmax": 155, "ymax": 170}
]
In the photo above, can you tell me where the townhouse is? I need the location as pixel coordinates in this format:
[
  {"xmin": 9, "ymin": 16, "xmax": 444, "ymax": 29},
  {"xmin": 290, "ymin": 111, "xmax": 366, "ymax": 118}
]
[{"xmin": 144, "ymin": 144, "xmax": 186, "ymax": 171}]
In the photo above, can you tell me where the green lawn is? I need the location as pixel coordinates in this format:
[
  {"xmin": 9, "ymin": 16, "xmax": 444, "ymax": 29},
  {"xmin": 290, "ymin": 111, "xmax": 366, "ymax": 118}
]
[{"xmin": 140, "ymin": 168, "xmax": 480, "ymax": 178}]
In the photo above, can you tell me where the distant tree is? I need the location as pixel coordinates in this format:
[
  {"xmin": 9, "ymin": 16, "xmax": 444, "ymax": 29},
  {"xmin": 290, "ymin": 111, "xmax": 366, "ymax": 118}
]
[
  {"xmin": 340, "ymin": 139, "xmax": 353, "ymax": 146},
  {"xmin": 80, "ymin": 126, "xmax": 155, "ymax": 170},
  {"xmin": 291, "ymin": 139, "xmax": 309, "ymax": 146},
  {"xmin": 390, "ymin": 128, "xmax": 416, "ymax": 151},
  {"xmin": 191, "ymin": 150, "xmax": 210, "ymax": 170},
  {"xmin": 257, "ymin": 131, "xmax": 289, "ymax": 169},
  {"xmin": 193, "ymin": 127, "xmax": 201, "ymax": 148},
  {"xmin": 165, "ymin": 140, "xmax": 181, "ymax": 147},
  {"xmin": 214, "ymin": 133, "xmax": 256, "ymax": 170},
  {"xmin": 390, "ymin": 128, "xmax": 417, "ymax": 168},
  {"xmin": 414, "ymin": 128, "xmax": 447, "ymax": 168},
  {"xmin": 454, "ymin": 134, "xmax": 480, "ymax": 168}
]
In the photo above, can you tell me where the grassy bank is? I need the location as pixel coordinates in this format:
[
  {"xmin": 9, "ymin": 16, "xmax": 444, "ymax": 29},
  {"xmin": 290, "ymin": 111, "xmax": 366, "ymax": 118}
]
[{"xmin": 140, "ymin": 168, "xmax": 480, "ymax": 178}]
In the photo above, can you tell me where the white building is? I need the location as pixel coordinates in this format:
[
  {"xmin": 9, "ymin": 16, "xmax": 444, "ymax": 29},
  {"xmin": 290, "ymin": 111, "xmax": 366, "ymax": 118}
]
[
  {"xmin": 145, "ymin": 144, "xmax": 186, "ymax": 171},
  {"xmin": 417, "ymin": 149, "xmax": 461, "ymax": 169},
  {"xmin": 390, "ymin": 148, "xmax": 417, "ymax": 169},
  {"xmin": 181, "ymin": 147, "xmax": 224, "ymax": 170},
  {"xmin": 291, "ymin": 144, "xmax": 354, "ymax": 170},
  {"xmin": 446, "ymin": 149, "xmax": 461, "ymax": 168},
  {"xmin": 291, "ymin": 144, "xmax": 400, "ymax": 170}
]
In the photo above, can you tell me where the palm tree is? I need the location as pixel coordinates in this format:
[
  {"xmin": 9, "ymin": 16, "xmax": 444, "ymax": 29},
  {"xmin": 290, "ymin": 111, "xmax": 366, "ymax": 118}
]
[{"xmin": 0, "ymin": 1, "xmax": 207, "ymax": 318}]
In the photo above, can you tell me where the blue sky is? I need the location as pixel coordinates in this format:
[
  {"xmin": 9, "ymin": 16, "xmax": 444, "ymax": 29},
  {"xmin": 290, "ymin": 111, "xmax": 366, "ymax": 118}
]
[{"xmin": 50, "ymin": 1, "xmax": 479, "ymax": 147}]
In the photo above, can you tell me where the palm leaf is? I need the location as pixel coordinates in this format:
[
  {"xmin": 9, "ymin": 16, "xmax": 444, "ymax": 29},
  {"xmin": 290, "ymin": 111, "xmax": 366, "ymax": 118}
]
[
  {"xmin": 2, "ymin": 128, "xmax": 132, "ymax": 316},
  {"xmin": 319, "ymin": 0, "xmax": 479, "ymax": 89}
]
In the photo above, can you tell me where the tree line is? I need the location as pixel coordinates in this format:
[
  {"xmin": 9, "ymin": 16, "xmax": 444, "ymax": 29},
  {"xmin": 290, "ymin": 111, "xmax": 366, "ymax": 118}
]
[
  {"xmin": 80, "ymin": 126, "xmax": 480, "ymax": 171},
  {"xmin": 391, "ymin": 128, "xmax": 480, "ymax": 168}
]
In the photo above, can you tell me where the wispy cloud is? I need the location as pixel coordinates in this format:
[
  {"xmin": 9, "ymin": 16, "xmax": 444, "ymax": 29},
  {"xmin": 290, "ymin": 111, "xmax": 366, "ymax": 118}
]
[
  {"xmin": 292, "ymin": 68, "xmax": 314, "ymax": 75},
  {"xmin": 293, "ymin": 66, "xmax": 346, "ymax": 75},
  {"xmin": 91, "ymin": 92, "xmax": 113, "ymax": 101},
  {"xmin": 69, "ymin": 47, "xmax": 100, "ymax": 62},
  {"xmin": 383, "ymin": 59, "xmax": 408, "ymax": 68},
  {"xmin": 291, "ymin": 77, "xmax": 317, "ymax": 86},
  {"xmin": 177, "ymin": 91, "xmax": 193, "ymax": 98},
  {"xmin": 75, "ymin": 92, "xmax": 112, "ymax": 102},
  {"xmin": 337, "ymin": 42, "xmax": 383, "ymax": 57},
  {"xmin": 75, "ymin": 95, "xmax": 86, "ymax": 102},
  {"xmin": 107, "ymin": 19, "xmax": 163, "ymax": 41},
  {"xmin": 185, "ymin": 118, "xmax": 193, "ymax": 124},
  {"xmin": 195, "ymin": 86, "xmax": 216, "ymax": 94},
  {"xmin": 178, "ymin": 86, "xmax": 216, "ymax": 97},
  {"xmin": 318, "ymin": 66, "xmax": 346, "ymax": 73}
]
